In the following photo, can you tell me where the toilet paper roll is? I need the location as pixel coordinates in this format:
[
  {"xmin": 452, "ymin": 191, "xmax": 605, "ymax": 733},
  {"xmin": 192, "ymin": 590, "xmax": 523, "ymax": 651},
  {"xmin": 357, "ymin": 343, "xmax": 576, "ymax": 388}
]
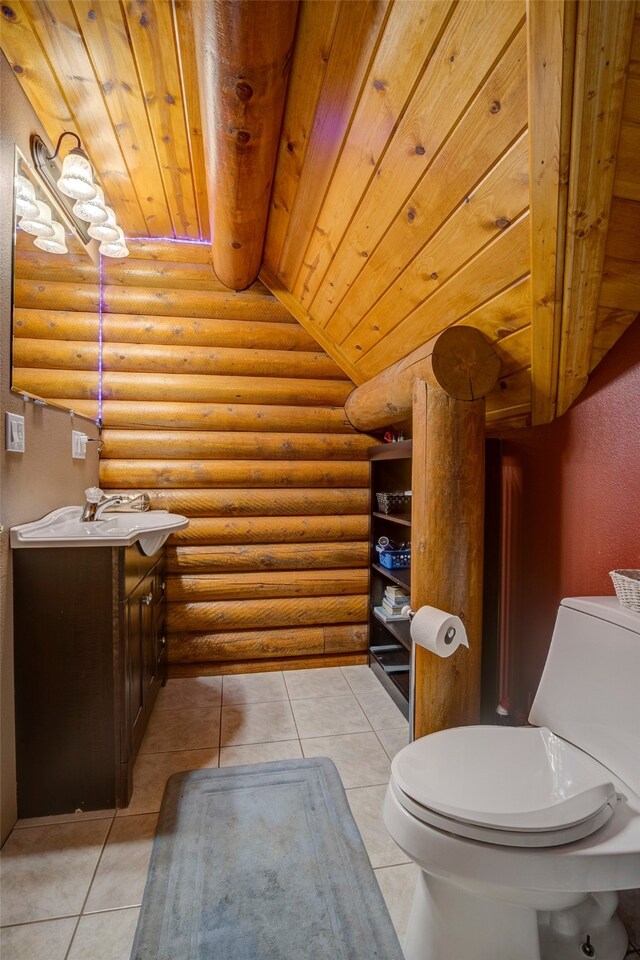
[{"xmin": 409, "ymin": 605, "xmax": 469, "ymax": 658}]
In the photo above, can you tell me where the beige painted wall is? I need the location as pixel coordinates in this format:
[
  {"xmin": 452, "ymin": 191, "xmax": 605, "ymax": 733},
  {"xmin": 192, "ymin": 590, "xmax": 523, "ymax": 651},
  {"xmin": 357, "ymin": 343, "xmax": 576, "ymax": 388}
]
[{"xmin": 0, "ymin": 54, "xmax": 100, "ymax": 843}]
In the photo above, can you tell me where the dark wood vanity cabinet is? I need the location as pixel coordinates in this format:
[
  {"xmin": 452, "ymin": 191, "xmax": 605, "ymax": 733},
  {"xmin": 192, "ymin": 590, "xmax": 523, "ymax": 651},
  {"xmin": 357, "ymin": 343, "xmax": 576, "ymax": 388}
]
[{"xmin": 13, "ymin": 544, "xmax": 166, "ymax": 818}]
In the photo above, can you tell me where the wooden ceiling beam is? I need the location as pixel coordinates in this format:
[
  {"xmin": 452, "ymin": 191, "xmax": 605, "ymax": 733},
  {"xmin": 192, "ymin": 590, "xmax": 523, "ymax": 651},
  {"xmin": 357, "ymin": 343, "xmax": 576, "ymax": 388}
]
[
  {"xmin": 556, "ymin": 0, "xmax": 636, "ymax": 416},
  {"xmin": 193, "ymin": 0, "xmax": 299, "ymax": 290},
  {"xmin": 344, "ymin": 327, "xmax": 501, "ymax": 432},
  {"xmin": 527, "ymin": 0, "xmax": 576, "ymax": 424}
]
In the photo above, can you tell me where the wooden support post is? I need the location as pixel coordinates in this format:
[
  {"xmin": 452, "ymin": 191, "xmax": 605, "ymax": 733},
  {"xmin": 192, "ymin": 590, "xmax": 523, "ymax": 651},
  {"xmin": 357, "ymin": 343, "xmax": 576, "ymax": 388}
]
[
  {"xmin": 344, "ymin": 326, "xmax": 500, "ymax": 432},
  {"xmin": 411, "ymin": 378, "xmax": 486, "ymax": 739}
]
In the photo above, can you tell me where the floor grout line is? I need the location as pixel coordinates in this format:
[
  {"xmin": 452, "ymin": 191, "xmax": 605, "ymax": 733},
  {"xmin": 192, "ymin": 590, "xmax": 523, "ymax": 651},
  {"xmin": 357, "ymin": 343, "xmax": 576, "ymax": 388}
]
[{"xmin": 61, "ymin": 810, "xmax": 117, "ymax": 960}]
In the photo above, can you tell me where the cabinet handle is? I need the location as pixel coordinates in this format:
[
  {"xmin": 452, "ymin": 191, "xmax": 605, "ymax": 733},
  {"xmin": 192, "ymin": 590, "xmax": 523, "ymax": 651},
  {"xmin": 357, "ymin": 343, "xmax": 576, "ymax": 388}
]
[
  {"xmin": 161, "ymin": 581, "xmax": 165, "ymax": 593},
  {"xmin": 141, "ymin": 592, "xmax": 153, "ymax": 605},
  {"xmin": 159, "ymin": 636, "xmax": 166, "ymax": 647}
]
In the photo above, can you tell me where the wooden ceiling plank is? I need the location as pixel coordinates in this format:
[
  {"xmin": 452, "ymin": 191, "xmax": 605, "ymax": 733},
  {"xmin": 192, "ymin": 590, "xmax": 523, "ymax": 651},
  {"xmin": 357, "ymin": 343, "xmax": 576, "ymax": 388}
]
[
  {"xmin": 70, "ymin": 0, "xmax": 172, "ymax": 237},
  {"xmin": 613, "ymin": 121, "xmax": 640, "ymax": 202},
  {"xmin": 556, "ymin": 0, "xmax": 636, "ymax": 415},
  {"xmin": 589, "ymin": 307, "xmax": 638, "ymax": 371},
  {"xmin": 13, "ymin": 0, "xmax": 147, "ymax": 235},
  {"xmin": 629, "ymin": 13, "xmax": 640, "ymax": 77},
  {"xmin": 259, "ymin": 267, "xmax": 364, "ymax": 385},
  {"xmin": 263, "ymin": 0, "xmax": 341, "ymax": 274},
  {"xmin": 527, "ymin": 0, "xmax": 576, "ymax": 425},
  {"xmin": 492, "ymin": 324, "xmax": 532, "ymax": 377},
  {"xmin": 291, "ymin": 0, "xmax": 455, "ymax": 308},
  {"xmin": 122, "ymin": 0, "xmax": 200, "ymax": 239},
  {"xmin": 598, "ymin": 257, "xmax": 640, "ymax": 313},
  {"xmin": 352, "ymin": 213, "xmax": 531, "ymax": 378},
  {"xmin": 485, "ymin": 366, "xmax": 532, "ymax": 423},
  {"xmin": 326, "ymin": 27, "xmax": 529, "ymax": 347},
  {"xmin": 308, "ymin": 2, "xmax": 526, "ymax": 328},
  {"xmin": 331, "ymin": 130, "xmax": 529, "ymax": 349},
  {"xmin": 171, "ymin": 0, "xmax": 211, "ymax": 242},
  {"xmin": 273, "ymin": 0, "xmax": 391, "ymax": 287},
  {"xmin": 623, "ymin": 76, "xmax": 640, "ymax": 124},
  {"xmin": 0, "ymin": 0, "xmax": 79, "ymax": 141},
  {"xmin": 453, "ymin": 276, "xmax": 532, "ymax": 342},
  {"xmin": 605, "ymin": 198, "xmax": 640, "ymax": 262}
]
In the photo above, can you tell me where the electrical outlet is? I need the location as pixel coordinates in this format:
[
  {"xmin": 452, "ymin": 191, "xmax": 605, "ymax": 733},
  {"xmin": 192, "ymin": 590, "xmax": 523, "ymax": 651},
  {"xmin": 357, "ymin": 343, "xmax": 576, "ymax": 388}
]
[
  {"xmin": 72, "ymin": 430, "xmax": 88, "ymax": 459},
  {"xmin": 6, "ymin": 413, "xmax": 25, "ymax": 453}
]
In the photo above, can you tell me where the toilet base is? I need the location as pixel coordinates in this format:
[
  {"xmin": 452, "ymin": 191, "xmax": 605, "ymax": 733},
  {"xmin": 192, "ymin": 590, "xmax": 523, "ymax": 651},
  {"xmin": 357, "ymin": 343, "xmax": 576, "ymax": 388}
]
[
  {"xmin": 538, "ymin": 894, "xmax": 628, "ymax": 960},
  {"xmin": 403, "ymin": 872, "xmax": 629, "ymax": 960}
]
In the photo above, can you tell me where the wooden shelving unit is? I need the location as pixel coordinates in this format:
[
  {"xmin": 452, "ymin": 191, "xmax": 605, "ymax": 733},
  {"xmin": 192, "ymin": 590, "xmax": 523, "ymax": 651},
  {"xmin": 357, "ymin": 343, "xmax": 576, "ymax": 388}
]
[{"xmin": 368, "ymin": 440, "xmax": 412, "ymax": 718}]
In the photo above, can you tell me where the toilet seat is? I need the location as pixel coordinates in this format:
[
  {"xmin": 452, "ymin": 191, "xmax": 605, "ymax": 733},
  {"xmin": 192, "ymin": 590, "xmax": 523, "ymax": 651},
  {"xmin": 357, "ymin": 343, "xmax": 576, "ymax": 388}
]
[{"xmin": 391, "ymin": 726, "xmax": 618, "ymax": 848}]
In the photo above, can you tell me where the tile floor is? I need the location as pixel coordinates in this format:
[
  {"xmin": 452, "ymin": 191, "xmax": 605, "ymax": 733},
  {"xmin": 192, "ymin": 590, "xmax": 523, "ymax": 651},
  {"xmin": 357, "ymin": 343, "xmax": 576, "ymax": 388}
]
[
  {"xmin": 0, "ymin": 665, "xmax": 416, "ymax": 959},
  {"xmin": 2, "ymin": 663, "xmax": 638, "ymax": 960}
]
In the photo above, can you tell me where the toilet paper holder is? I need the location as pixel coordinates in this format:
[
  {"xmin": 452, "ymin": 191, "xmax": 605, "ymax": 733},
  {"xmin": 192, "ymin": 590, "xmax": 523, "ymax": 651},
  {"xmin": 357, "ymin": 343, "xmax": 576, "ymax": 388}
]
[
  {"xmin": 404, "ymin": 605, "xmax": 464, "ymax": 648},
  {"xmin": 404, "ymin": 605, "xmax": 469, "ymax": 742}
]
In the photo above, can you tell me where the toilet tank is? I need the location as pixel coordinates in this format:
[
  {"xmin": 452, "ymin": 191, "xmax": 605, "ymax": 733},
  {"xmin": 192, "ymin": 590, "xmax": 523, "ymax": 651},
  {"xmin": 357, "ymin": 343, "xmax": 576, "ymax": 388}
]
[{"xmin": 529, "ymin": 597, "xmax": 640, "ymax": 796}]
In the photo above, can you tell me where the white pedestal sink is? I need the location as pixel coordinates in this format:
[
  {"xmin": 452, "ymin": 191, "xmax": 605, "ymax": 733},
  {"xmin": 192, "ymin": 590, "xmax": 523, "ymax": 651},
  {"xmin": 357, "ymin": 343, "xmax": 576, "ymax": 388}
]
[{"xmin": 10, "ymin": 506, "xmax": 189, "ymax": 556}]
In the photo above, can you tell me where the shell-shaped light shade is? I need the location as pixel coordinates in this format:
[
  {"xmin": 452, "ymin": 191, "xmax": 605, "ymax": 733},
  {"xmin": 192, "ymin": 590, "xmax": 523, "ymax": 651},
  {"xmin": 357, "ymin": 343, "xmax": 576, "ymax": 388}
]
[
  {"xmin": 57, "ymin": 151, "xmax": 97, "ymax": 201},
  {"xmin": 73, "ymin": 184, "xmax": 108, "ymax": 225},
  {"xmin": 99, "ymin": 226, "xmax": 129, "ymax": 259},
  {"xmin": 15, "ymin": 175, "xmax": 40, "ymax": 219},
  {"xmin": 88, "ymin": 206, "xmax": 119, "ymax": 242},
  {"xmin": 18, "ymin": 200, "xmax": 55, "ymax": 238},
  {"xmin": 34, "ymin": 220, "xmax": 68, "ymax": 255}
]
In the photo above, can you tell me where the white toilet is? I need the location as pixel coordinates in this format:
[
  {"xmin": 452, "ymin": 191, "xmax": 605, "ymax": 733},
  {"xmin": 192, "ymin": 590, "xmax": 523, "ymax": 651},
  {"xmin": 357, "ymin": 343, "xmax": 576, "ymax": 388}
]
[{"xmin": 384, "ymin": 597, "xmax": 640, "ymax": 960}]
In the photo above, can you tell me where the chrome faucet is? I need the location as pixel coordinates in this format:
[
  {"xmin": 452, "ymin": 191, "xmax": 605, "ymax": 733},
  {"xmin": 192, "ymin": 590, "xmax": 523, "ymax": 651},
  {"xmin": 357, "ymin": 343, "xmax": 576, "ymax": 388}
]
[{"xmin": 81, "ymin": 488, "xmax": 151, "ymax": 522}]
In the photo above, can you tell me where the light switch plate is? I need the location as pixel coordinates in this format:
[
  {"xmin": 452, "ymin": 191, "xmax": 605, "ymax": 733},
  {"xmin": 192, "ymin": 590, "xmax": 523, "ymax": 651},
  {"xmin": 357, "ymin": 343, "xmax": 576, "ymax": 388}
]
[
  {"xmin": 72, "ymin": 430, "xmax": 88, "ymax": 459},
  {"xmin": 6, "ymin": 412, "xmax": 25, "ymax": 453}
]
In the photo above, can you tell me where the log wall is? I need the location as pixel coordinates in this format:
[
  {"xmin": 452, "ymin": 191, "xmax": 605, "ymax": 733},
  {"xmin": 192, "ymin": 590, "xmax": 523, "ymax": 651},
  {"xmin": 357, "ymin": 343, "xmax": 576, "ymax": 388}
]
[{"xmin": 12, "ymin": 241, "xmax": 370, "ymax": 673}]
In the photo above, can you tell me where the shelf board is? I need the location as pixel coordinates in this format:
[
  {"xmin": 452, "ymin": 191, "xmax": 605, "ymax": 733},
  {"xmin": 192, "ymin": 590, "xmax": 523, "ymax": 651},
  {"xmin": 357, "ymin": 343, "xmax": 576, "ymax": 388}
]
[
  {"xmin": 369, "ymin": 657, "xmax": 410, "ymax": 715},
  {"xmin": 368, "ymin": 439, "xmax": 413, "ymax": 461},
  {"xmin": 372, "ymin": 511, "xmax": 411, "ymax": 527},
  {"xmin": 372, "ymin": 607, "xmax": 411, "ymax": 650},
  {"xmin": 371, "ymin": 563, "xmax": 410, "ymax": 589}
]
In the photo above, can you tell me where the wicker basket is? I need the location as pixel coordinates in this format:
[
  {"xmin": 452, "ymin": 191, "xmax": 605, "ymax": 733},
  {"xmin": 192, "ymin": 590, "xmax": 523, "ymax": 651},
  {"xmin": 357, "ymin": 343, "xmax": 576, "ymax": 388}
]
[
  {"xmin": 609, "ymin": 570, "xmax": 640, "ymax": 612},
  {"xmin": 376, "ymin": 491, "xmax": 411, "ymax": 514}
]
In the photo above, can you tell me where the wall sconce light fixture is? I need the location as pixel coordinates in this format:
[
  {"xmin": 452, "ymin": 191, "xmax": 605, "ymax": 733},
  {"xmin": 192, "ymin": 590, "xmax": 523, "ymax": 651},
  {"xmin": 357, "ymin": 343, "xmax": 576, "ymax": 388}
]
[
  {"xmin": 15, "ymin": 175, "xmax": 40, "ymax": 220},
  {"xmin": 34, "ymin": 220, "xmax": 68, "ymax": 255},
  {"xmin": 18, "ymin": 199, "xmax": 55, "ymax": 239},
  {"xmin": 31, "ymin": 132, "xmax": 129, "ymax": 258}
]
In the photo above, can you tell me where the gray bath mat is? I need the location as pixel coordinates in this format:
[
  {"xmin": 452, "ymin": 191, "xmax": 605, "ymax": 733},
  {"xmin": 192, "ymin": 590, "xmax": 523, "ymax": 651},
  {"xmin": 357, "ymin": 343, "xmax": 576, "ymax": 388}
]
[{"xmin": 130, "ymin": 757, "xmax": 403, "ymax": 960}]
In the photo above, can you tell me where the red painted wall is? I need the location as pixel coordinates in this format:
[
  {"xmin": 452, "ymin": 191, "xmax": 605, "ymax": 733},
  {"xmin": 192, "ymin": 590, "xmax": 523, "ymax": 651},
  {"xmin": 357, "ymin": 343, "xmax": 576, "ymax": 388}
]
[{"xmin": 500, "ymin": 319, "xmax": 640, "ymax": 717}]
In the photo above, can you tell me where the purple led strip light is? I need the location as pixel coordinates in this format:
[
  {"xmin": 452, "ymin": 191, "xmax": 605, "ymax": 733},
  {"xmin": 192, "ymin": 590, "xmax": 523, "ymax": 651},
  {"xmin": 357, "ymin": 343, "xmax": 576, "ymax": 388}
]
[
  {"xmin": 126, "ymin": 236, "xmax": 209, "ymax": 244},
  {"xmin": 98, "ymin": 253, "xmax": 104, "ymax": 428},
  {"xmin": 98, "ymin": 251, "xmax": 104, "ymax": 427}
]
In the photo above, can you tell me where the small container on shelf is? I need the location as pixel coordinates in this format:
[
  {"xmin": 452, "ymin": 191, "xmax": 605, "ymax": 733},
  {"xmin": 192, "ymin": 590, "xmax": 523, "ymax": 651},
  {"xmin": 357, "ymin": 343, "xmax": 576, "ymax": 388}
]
[
  {"xmin": 376, "ymin": 491, "xmax": 412, "ymax": 514},
  {"xmin": 378, "ymin": 548, "xmax": 411, "ymax": 569}
]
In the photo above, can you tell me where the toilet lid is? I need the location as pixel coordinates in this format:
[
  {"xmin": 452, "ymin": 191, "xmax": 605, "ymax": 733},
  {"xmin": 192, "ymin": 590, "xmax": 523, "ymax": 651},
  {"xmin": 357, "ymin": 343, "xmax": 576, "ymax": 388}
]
[{"xmin": 392, "ymin": 726, "xmax": 617, "ymax": 834}]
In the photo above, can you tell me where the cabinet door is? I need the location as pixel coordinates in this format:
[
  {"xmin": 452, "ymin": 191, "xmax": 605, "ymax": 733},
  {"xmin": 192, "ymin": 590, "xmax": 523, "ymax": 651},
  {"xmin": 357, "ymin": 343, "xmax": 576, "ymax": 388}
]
[
  {"xmin": 125, "ymin": 570, "xmax": 155, "ymax": 757},
  {"xmin": 153, "ymin": 565, "xmax": 167, "ymax": 679}
]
